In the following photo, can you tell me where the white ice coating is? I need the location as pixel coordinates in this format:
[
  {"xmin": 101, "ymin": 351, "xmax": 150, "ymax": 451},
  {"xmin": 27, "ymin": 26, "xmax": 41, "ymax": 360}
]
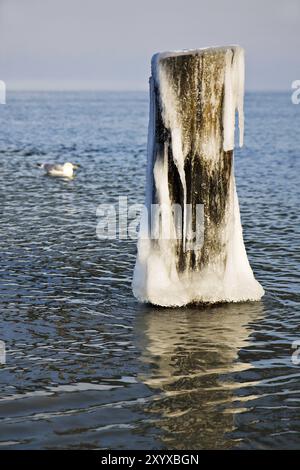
[
  {"xmin": 152, "ymin": 45, "xmax": 245, "ymax": 152},
  {"xmin": 132, "ymin": 46, "xmax": 264, "ymax": 307},
  {"xmin": 223, "ymin": 47, "xmax": 245, "ymax": 150}
]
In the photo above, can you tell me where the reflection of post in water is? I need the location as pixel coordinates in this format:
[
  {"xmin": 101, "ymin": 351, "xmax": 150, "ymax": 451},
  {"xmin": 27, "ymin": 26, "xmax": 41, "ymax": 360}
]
[{"xmin": 136, "ymin": 302, "xmax": 264, "ymax": 449}]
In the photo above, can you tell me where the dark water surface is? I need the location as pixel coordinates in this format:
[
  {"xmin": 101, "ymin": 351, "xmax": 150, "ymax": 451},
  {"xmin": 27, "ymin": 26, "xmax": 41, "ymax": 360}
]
[{"xmin": 0, "ymin": 92, "xmax": 299, "ymax": 449}]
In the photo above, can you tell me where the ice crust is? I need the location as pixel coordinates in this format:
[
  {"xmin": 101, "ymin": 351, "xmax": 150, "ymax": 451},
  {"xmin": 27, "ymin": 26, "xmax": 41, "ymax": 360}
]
[{"xmin": 132, "ymin": 46, "xmax": 264, "ymax": 307}]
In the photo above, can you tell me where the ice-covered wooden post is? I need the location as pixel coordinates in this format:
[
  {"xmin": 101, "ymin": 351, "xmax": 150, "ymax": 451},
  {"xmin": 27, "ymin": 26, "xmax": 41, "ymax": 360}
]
[{"xmin": 133, "ymin": 46, "xmax": 264, "ymax": 307}]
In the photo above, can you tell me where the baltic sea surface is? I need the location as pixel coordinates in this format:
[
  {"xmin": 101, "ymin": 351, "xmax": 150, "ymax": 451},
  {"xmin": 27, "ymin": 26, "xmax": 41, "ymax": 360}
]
[{"xmin": 0, "ymin": 91, "xmax": 299, "ymax": 449}]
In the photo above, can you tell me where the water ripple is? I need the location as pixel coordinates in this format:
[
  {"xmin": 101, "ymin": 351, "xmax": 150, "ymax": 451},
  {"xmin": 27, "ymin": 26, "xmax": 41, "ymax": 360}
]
[{"xmin": 0, "ymin": 92, "xmax": 299, "ymax": 449}]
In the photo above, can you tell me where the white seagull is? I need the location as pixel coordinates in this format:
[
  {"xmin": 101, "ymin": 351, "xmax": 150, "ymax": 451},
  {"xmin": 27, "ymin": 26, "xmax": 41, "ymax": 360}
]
[{"xmin": 37, "ymin": 162, "xmax": 80, "ymax": 179}]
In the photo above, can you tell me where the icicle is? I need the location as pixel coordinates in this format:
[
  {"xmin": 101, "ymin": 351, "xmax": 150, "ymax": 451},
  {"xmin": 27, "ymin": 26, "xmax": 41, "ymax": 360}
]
[
  {"xmin": 223, "ymin": 46, "xmax": 245, "ymax": 151},
  {"xmin": 223, "ymin": 49, "xmax": 235, "ymax": 152},
  {"xmin": 236, "ymin": 48, "xmax": 245, "ymax": 148},
  {"xmin": 158, "ymin": 64, "xmax": 187, "ymax": 250}
]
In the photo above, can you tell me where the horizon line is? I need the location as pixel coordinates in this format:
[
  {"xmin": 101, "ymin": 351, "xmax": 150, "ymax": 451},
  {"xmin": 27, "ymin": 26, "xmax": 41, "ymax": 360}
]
[
  {"xmin": 5, "ymin": 87, "xmax": 291, "ymax": 93},
  {"xmin": 2, "ymin": 79, "xmax": 292, "ymax": 94}
]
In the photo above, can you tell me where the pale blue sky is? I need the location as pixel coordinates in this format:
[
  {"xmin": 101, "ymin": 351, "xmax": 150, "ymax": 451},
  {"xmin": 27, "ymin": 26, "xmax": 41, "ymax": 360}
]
[{"xmin": 0, "ymin": 0, "xmax": 299, "ymax": 90}]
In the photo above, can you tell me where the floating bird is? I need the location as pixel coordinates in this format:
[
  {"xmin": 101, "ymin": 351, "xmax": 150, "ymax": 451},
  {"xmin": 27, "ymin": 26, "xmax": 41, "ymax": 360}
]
[{"xmin": 37, "ymin": 162, "xmax": 80, "ymax": 179}]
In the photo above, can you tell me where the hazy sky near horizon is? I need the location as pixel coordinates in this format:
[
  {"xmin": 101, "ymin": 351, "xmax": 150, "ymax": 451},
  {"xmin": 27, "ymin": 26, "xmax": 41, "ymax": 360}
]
[{"xmin": 0, "ymin": 0, "xmax": 299, "ymax": 91}]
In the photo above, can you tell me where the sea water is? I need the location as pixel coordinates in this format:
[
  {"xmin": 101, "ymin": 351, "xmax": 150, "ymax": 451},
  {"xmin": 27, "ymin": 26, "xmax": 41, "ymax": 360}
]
[{"xmin": 0, "ymin": 91, "xmax": 299, "ymax": 449}]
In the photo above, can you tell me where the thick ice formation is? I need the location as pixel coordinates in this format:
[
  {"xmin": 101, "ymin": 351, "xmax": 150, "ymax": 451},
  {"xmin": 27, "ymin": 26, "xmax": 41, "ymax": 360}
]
[{"xmin": 133, "ymin": 46, "xmax": 264, "ymax": 307}]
